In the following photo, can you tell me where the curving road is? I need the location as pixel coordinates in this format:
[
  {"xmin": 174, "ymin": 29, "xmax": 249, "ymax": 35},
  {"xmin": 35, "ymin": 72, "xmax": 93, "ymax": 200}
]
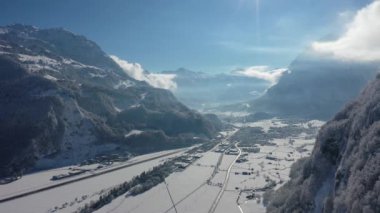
[{"xmin": 208, "ymin": 143, "xmax": 241, "ymax": 213}]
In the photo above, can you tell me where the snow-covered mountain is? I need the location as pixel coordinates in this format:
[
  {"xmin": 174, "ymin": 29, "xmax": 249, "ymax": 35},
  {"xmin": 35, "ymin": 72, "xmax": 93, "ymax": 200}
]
[
  {"xmin": 249, "ymin": 50, "xmax": 379, "ymax": 120},
  {"xmin": 0, "ymin": 24, "xmax": 220, "ymax": 177},
  {"xmin": 265, "ymin": 74, "xmax": 380, "ymax": 213}
]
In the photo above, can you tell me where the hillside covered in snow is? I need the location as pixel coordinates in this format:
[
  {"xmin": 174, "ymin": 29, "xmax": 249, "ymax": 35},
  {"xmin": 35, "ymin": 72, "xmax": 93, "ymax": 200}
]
[
  {"xmin": 265, "ymin": 74, "xmax": 380, "ymax": 213},
  {"xmin": 249, "ymin": 50, "xmax": 379, "ymax": 120},
  {"xmin": 0, "ymin": 24, "xmax": 220, "ymax": 177}
]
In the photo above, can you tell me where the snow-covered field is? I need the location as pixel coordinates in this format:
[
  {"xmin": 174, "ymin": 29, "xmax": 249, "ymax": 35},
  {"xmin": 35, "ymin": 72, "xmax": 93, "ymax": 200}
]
[
  {"xmin": 218, "ymin": 119, "xmax": 323, "ymax": 213},
  {"xmin": 0, "ymin": 119, "xmax": 324, "ymax": 213},
  {"xmin": 0, "ymin": 149, "xmax": 187, "ymax": 213},
  {"xmin": 96, "ymin": 151, "xmax": 221, "ymax": 213},
  {"xmin": 233, "ymin": 118, "xmax": 289, "ymax": 132},
  {"xmin": 219, "ymin": 155, "xmax": 238, "ymax": 171},
  {"xmin": 94, "ymin": 118, "xmax": 323, "ymax": 213},
  {"xmin": 222, "ymin": 136, "xmax": 310, "ymax": 213}
]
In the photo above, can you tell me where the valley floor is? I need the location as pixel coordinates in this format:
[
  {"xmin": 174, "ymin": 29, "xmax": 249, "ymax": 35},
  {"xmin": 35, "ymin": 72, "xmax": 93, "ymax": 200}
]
[
  {"xmin": 0, "ymin": 118, "xmax": 323, "ymax": 213},
  {"xmin": 0, "ymin": 149, "xmax": 189, "ymax": 213}
]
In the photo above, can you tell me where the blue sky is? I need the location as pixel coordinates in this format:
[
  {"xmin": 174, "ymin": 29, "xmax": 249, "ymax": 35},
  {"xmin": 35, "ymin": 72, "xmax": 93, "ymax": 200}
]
[{"xmin": 0, "ymin": 0, "xmax": 372, "ymax": 73}]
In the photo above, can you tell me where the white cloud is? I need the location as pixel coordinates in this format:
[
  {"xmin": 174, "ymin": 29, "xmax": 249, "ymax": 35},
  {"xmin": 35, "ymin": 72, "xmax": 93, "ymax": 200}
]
[
  {"xmin": 338, "ymin": 10, "xmax": 354, "ymax": 20},
  {"xmin": 312, "ymin": 1, "xmax": 380, "ymax": 62},
  {"xmin": 232, "ymin": 66, "xmax": 288, "ymax": 84},
  {"xmin": 110, "ymin": 55, "xmax": 145, "ymax": 80},
  {"xmin": 143, "ymin": 73, "xmax": 177, "ymax": 90},
  {"xmin": 110, "ymin": 55, "xmax": 177, "ymax": 90}
]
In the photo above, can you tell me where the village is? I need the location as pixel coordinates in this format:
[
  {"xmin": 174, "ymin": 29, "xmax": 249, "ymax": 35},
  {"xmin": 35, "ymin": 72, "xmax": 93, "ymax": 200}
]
[{"xmin": 0, "ymin": 118, "xmax": 323, "ymax": 213}]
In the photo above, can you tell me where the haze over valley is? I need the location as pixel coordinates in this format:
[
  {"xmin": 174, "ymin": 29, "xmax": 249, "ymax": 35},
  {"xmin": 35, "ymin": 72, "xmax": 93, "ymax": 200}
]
[{"xmin": 0, "ymin": 1, "xmax": 380, "ymax": 213}]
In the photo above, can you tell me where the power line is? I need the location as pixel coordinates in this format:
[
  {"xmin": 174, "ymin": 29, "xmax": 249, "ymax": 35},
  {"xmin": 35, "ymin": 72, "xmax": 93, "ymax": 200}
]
[{"xmin": 164, "ymin": 179, "xmax": 178, "ymax": 213}]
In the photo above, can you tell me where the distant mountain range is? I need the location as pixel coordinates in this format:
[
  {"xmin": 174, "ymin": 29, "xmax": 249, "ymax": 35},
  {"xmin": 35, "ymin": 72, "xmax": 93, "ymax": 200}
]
[
  {"xmin": 248, "ymin": 50, "xmax": 379, "ymax": 120},
  {"xmin": 0, "ymin": 25, "xmax": 220, "ymax": 177},
  {"xmin": 162, "ymin": 68, "xmax": 270, "ymax": 110},
  {"xmin": 266, "ymin": 73, "xmax": 380, "ymax": 213}
]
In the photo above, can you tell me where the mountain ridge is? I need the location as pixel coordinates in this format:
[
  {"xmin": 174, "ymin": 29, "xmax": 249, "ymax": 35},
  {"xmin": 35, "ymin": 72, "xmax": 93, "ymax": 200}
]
[
  {"xmin": 0, "ymin": 24, "xmax": 220, "ymax": 177},
  {"xmin": 249, "ymin": 50, "xmax": 379, "ymax": 120},
  {"xmin": 265, "ymin": 73, "xmax": 380, "ymax": 213}
]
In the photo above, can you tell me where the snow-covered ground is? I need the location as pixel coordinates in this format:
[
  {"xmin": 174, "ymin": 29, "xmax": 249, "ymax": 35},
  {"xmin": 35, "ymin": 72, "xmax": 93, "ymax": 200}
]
[
  {"xmin": 218, "ymin": 118, "xmax": 323, "ymax": 213},
  {"xmin": 215, "ymin": 190, "xmax": 242, "ymax": 213},
  {"xmin": 0, "ymin": 149, "xmax": 187, "ymax": 213},
  {"xmin": 94, "ymin": 118, "xmax": 323, "ymax": 213},
  {"xmin": 113, "ymin": 80, "xmax": 135, "ymax": 89},
  {"xmin": 233, "ymin": 118, "xmax": 289, "ymax": 132},
  {"xmin": 96, "ymin": 151, "xmax": 221, "ymax": 213},
  {"xmin": 0, "ymin": 119, "xmax": 324, "ymax": 213},
  {"xmin": 175, "ymin": 184, "xmax": 220, "ymax": 213},
  {"xmin": 124, "ymin": 130, "xmax": 144, "ymax": 138},
  {"xmin": 96, "ymin": 183, "xmax": 176, "ymax": 213},
  {"xmin": 219, "ymin": 155, "xmax": 238, "ymax": 171}
]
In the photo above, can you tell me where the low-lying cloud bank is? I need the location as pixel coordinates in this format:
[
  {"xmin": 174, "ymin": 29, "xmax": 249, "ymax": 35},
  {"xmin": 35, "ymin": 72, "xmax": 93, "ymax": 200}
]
[
  {"xmin": 110, "ymin": 55, "xmax": 177, "ymax": 90},
  {"xmin": 312, "ymin": 1, "xmax": 380, "ymax": 62},
  {"xmin": 232, "ymin": 66, "xmax": 288, "ymax": 84}
]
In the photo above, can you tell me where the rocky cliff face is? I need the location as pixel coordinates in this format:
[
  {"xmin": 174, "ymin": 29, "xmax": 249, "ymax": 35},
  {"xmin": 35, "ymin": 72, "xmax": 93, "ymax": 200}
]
[
  {"xmin": 266, "ymin": 74, "xmax": 380, "ymax": 213},
  {"xmin": 251, "ymin": 51, "xmax": 379, "ymax": 120},
  {"xmin": 0, "ymin": 25, "xmax": 219, "ymax": 177}
]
